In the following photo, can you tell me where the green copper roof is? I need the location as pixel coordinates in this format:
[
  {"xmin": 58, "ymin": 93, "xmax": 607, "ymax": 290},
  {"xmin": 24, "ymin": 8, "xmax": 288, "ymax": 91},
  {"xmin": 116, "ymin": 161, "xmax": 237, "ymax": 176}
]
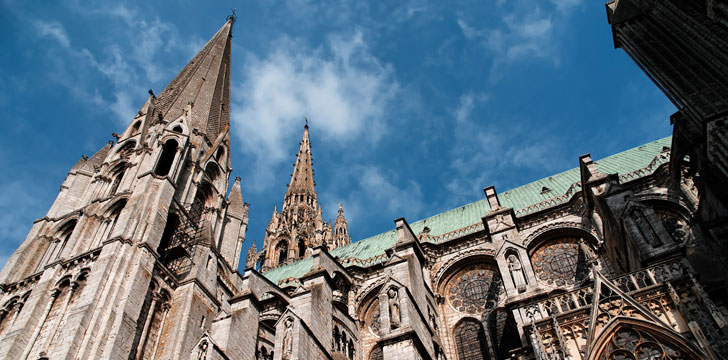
[{"xmin": 263, "ymin": 136, "xmax": 672, "ymax": 287}]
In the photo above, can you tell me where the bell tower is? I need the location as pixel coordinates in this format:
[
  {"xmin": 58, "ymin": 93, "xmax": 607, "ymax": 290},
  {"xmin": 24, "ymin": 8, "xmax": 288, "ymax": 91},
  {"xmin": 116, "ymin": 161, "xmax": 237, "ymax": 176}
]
[
  {"xmin": 256, "ymin": 123, "xmax": 350, "ymax": 270},
  {"xmin": 0, "ymin": 16, "xmax": 249, "ymax": 359}
]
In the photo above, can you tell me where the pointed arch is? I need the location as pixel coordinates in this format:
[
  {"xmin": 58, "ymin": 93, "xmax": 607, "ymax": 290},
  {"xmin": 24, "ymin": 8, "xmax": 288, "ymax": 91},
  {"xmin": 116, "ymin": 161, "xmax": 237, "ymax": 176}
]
[
  {"xmin": 587, "ymin": 318, "xmax": 704, "ymax": 360},
  {"xmin": 454, "ymin": 318, "xmax": 490, "ymax": 360},
  {"xmin": 154, "ymin": 139, "xmax": 178, "ymax": 177}
]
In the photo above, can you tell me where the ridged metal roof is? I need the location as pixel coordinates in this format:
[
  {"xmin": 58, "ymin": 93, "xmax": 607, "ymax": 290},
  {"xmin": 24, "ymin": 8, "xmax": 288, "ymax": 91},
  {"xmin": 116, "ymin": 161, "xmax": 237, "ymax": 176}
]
[{"xmin": 262, "ymin": 136, "xmax": 672, "ymax": 287}]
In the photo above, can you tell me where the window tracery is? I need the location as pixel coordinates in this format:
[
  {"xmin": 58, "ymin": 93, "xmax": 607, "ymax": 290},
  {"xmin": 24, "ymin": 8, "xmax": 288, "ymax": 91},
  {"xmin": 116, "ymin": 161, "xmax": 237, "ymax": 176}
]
[
  {"xmin": 446, "ymin": 264, "xmax": 503, "ymax": 314},
  {"xmin": 531, "ymin": 237, "xmax": 588, "ymax": 286},
  {"xmin": 365, "ymin": 298, "xmax": 382, "ymax": 336},
  {"xmin": 596, "ymin": 327, "xmax": 699, "ymax": 360}
]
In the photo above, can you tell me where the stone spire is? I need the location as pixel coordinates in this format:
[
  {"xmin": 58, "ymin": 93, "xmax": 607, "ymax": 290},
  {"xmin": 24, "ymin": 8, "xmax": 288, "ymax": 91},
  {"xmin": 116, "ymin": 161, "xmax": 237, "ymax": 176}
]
[
  {"xmin": 333, "ymin": 203, "xmax": 350, "ymax": 248},
  {"xmin": 285, "ymin": 123, "xmax": 316, "ymax": 204},
  {"xmin": 154, "ymin": 17, "xmax": 233, "ymax": 141}
]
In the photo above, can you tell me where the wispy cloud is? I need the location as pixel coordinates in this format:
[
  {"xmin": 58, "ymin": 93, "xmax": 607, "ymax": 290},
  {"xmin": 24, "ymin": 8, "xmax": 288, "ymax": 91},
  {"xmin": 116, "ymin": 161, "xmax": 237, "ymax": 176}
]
[
  {"xmin": 444, "ymin": 91, "xmax": 569, "ymax": 205},
  {"xmin": 32, "ymin": 19, "xmax": 70, "ymax": 48},
  {"xmin": 320, "ymin": 164, "xmax": 425, "ymax": 228},
  {"xmin": 232, "ymin": 32, "xmax": 399, "ymax": 191},
  {"xmin": 27, "ymin": 4, "xmax": 194, "ymax": 125},
  {"xmin": 456, "ymin": 0, "xmax": 582, "ymax": 80}
]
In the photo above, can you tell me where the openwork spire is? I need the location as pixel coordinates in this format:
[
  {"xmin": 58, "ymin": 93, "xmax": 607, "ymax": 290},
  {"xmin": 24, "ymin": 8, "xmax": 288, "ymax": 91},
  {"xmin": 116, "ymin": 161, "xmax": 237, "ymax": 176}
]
[{"xmin": 154, "ymin": 17, "xmax": 233, "ymax": 141}]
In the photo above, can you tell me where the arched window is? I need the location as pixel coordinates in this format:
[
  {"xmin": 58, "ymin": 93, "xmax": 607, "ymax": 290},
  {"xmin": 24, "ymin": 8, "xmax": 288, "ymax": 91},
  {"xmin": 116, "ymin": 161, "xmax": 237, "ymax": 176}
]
[
  {"xmin": 215, "ymin": 147, "xmax": 224, "ymax": 162},
  {"xmin": 105, "ymin": 200, "xmax": 126, "ymax": 242},
  {"xmin": 190, "ymin": 185, "xmax": 212, "ymax": 226},
  {"xmin": 172, "ymin": 125, "xmax": 183, "ymax": 133},
  {"xmin": 368, "ymin": 345, "xmax": 383, "ymax": 360},
  {"xmin": 131, "ymin": 121, "xmax": 141, "ymax": 134},
  {"xmin": 204, "ymin": 163, "xmax": 221, "ymax": 183},
  {"xmin": 530, "ymin": 237, "xmax": 589, "ymax": 287},
  {"xmin": 154, "ymin": 139, "xmax": 178, "ymax": 177},
  {"xmin": 298, "ymin": 237, "xmax": 306, "ymax": 257},
  {"xmin": 455, "ymin": 319, "xmax": 489, "ymax": 360},
  {"xmin": 54, "ymin": 220, "xmax": 76, "ymax": 260},
  {"xmin": 109, "ymin": 167, "xmax": 125, "ymax": 196},
  {"xmin": 594, "ymin": 324, "xmax": 703, "ymax": 360},
  {"xmin": 158, "ymin": 213, "xmax": 180, "ymax": 256},
  {"xmin": 276, "ymin": 241, "xmax": 288, "ymax": 265}
]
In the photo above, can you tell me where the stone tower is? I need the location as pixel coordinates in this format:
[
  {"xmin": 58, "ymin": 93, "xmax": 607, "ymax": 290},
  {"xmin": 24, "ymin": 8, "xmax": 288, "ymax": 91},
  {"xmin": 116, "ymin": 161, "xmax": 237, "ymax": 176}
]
[
  {"xmin": 256, "ymin": 123, "xmax": 350, "ymax": 271},
  {"xmin": 0, "ymin": 17, "xmax": 250, "ymax": 359}
]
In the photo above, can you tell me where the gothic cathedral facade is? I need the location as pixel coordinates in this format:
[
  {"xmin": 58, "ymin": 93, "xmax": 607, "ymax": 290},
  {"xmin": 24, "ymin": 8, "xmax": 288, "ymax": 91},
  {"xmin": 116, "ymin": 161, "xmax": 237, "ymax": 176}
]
[{"xmin": 0, "ymin": 2, "xmax": 727, "ymax": 359}]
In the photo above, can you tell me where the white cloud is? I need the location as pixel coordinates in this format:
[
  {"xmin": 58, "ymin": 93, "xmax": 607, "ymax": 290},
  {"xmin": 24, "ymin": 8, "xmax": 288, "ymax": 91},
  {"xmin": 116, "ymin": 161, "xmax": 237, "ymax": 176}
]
[
  {"xmin": 444, "ymin": 91, "xmax": 567, "ymax": 205},
  {"xmin": 29, "ymin": 4, "xmax": 192, "ymax": 125},
  {"xmin": 32, "ymin": 19, "xmax": 70, "ymax": 48},
  {"xmin": 320, "ymin": 165, "xmax": 425, "ymax": 229},
  {"xmin": 232, "ymin": 32, "xmax": 399, "ymax": 191}
]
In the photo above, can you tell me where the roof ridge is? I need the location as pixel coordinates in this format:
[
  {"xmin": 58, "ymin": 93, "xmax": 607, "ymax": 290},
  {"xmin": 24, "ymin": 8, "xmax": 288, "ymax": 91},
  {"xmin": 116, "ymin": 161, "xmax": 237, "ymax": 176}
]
[{"xmin": 262, "ymin": 136, "xmax": 672, "ymax": 285}]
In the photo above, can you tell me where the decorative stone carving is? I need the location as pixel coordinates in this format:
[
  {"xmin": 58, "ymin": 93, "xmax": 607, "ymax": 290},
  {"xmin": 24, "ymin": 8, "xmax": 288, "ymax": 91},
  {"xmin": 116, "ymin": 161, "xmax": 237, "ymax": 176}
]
[
  {"xmin": 282, "ymin": 317, "xmax": 293, "ymax": 359},
  {"xmin": 531, "ymin": 238, "xmax": 588, "ymax": 287},
  {"xmin": 507, "ymin": 254, "xmax": 528, "ymax": 292},
  {"xmin": 388, "ymin": 288, "xmax": 400, "ymax": 329},
  {"xmin": 446, "ymin": 264, "xmax": 503, "ymax": 314}
]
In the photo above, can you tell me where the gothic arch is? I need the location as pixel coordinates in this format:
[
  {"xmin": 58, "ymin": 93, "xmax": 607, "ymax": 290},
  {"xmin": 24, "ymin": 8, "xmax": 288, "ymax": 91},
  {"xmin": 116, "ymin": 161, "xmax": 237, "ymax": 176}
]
[
  {"xmin": 452, "ymin": 317, "xmax": 490, "ymax": 360},
  {"xmin": 586, "ymin": 318, "xmax": 704, "ymax": 360},
  {"xmin": 522, "ymin": 221, "xmax": 599, "ymax": 249},
  {"xmin": 433, "ymin": 249, "xmax": 498, "ymax": 290},
  {"xmin": 437, "ymin": 255, "xmax": 505, "ymax": 315},
  {"xmin": 154, "ymin": 138, "xmax": 179, "ymax": 177},
  {"xmin": 112, "ymin": 139, "xmax": 136, "ymax": 159},
  {"xmin": 359, "ymin": 286, "xmax": 383, "ymax": 337},
  {"xmin": 274, "ymin": 239, "xmax": 289, "ymax": 266},
  {"xmin": 527, "ymin": 228, "xmax": 597, "ymax": 288}
]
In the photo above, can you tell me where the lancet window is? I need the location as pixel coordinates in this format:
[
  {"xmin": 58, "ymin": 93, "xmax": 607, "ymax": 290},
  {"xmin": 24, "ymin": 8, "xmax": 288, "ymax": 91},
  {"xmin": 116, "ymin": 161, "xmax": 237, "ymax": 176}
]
[
  {"xmin": 454, "ymin": 319, "xmax": 489, "ymax": 360},
  {"xmin": 154, "ymin": 139, "xmax": 178, "ymax": 177}
]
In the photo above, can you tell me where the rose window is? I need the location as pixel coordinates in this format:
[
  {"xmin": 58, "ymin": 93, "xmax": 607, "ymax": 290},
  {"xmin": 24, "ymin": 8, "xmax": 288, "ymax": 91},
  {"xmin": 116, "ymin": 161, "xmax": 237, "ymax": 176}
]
[
  {"xmin": 365, "ymin": 299, "xmax": 382, "ymax": 336},
  {"xmin": 446, "ymin": 265, "xmax": 503, "ymax": 314},
  {"xmin": 531, "ymin": 238, "xmax": 588, "ymax": 286}
]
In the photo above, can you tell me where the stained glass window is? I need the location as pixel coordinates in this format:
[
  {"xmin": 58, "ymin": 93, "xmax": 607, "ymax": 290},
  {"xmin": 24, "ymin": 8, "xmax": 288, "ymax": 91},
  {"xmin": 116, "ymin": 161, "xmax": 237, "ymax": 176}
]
[
  {"xmin": 365, "ymin": 299, "xmax": 382, "ymax": 336},
  {"xmin": 446, "ymin": 264, "xmax": 503, "ymax": 314},
  {"xmin": 531, "ymin": 238, "xmax": 588, "ymax": 286},
  {"xmin": 455, "ymin": 319, "xmax": 489, "ymax": 360},
  {"xmin": 597, "ymin": 327, "xmax": 700, "ymax": 360}
]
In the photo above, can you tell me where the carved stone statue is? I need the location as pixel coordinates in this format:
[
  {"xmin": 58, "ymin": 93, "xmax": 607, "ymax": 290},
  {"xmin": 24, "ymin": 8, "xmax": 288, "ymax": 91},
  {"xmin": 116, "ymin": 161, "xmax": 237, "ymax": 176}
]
[
  {"xmin": 508, "ymin": 254, "xmax": 527, "ymax": 292},
  {"xmin": 283, "ymin": 317, "xmax": 294, "ymax": 359},
  {"xmin": 388, "ymin": 288, "xmax": 400, "ymax": 329}
]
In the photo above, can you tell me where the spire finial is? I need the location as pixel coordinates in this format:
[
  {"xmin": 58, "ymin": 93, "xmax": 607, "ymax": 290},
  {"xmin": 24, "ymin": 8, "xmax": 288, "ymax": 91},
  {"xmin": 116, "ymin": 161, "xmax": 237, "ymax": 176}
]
[
  {"xmin": 227, "ymin": 9, "xmax": 237, "ymax": 24},
  {"xmin": 304, "ymin": 116, "xmax": 309, "ymax": 129}
]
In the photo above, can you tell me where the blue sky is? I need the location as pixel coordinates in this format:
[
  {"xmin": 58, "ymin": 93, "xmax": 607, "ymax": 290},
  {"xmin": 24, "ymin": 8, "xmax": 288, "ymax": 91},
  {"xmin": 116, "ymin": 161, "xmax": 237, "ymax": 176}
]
[{"xmin": 0, "ymin": 0, "xmax": 674, "ymax": 271}]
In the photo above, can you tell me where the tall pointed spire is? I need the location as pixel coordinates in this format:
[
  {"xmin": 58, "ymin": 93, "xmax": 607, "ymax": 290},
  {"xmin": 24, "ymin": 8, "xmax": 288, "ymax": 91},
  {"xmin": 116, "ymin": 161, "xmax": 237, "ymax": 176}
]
[
  {"xmin": 286, "ymin": 122, "xmax": 316, "ymax": 198},
  {"xmin": 154, "ymin": 17, "xmax": 233, "ymax": 141}
]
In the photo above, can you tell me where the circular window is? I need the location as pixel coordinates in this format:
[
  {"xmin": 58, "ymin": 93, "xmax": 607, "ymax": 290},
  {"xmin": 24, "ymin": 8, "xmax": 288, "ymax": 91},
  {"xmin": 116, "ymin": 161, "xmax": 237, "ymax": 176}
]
[
  {"xmin": 446, "ymin": 264, "xmax": 503, "ymax": 314},
  {"xmin": 531, "ymin": 238, "xmax": 588, "ymax": 286}
]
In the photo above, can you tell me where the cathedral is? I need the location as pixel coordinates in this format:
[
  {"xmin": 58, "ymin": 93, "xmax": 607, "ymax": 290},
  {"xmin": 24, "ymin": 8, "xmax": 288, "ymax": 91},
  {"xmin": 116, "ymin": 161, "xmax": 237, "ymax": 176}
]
[{"xmin": 0, "ymin": 1, "xmax": 727, "ymax": 359}]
